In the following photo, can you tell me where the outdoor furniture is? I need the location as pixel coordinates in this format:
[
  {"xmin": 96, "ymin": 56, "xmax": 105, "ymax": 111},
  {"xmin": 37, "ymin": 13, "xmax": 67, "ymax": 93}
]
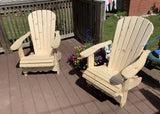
[
  {"xmin": 80, "ymin": 16, "xmax": 154, "ymax": 107},
  {"xmin": 144, "ymin": 35, "xmax": 160, "ymax": 64},
  {"xmin": 10, "ymin": 10, "xmax": 61, "ymax": 76}
]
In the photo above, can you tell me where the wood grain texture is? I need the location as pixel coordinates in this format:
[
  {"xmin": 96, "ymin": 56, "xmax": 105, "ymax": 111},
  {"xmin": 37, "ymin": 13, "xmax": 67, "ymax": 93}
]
[
  {"xmin": 10, "ymin": 32, "xmax": 31, "ymax": 50},
  {"xmin": 80, "ymin": 40, "xmax": 112, "ymax": 58},
  {"xmin": 122, "ymin": 50, "xmax": 150, "ymax": 79},
  {"xmin": 80, "ymin": 16, "xmax": 154, "ymax": 107},
  {"xmin": 11, "ymin": 10, "xmax": 61, "ymax": 76},
  {"xmin": 28, "ymin": 10, "xmax": 56, "ymax": 55}
]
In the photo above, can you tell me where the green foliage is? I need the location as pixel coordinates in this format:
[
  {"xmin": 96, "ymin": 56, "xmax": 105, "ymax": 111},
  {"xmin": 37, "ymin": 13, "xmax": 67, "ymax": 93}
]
[
  {"xmin": 116, "ymin": 11, "xmax": 127, "ymax": 16},
  {"xmin": 146, "ymin": 15, "xmax": 160, "ymax": 50},
  {"xmin": 103, "ymin": 13, "xmax": 119, "ymax": 42}
]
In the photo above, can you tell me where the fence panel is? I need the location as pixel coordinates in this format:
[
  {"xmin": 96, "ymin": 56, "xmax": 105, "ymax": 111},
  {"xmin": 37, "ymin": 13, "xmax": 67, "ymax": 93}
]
[
  {"xmin": 0, "ymin": 13, "xmax": 11, "ymax": 53},
  {"xmin": 0, "ymin": 0, "xmax": 73, "ymax": 53},
  {"xmin": 72, "ymin": 0, "xmax": 105, "ymax": 44},
  {"xmin": 122, "ymin": 0, "xmax": 130, "ymax": 14}
]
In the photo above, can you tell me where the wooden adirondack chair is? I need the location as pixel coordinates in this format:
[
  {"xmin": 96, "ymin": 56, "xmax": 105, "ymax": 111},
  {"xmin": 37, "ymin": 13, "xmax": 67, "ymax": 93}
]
[
  {"xmin": 80, "ymin": 16, "xmax": 154, "ymax": 107},
  {"xmin": 10, "ymin": 10, "xmax": 61, "ymax": 76}
]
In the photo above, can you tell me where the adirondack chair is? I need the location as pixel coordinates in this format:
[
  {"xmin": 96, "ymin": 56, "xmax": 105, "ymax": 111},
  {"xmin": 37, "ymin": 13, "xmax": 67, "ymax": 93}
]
[
  {"xmin": 80, "ymin": 16, "xmax": 154, "ymax": 107},
  {"xmin": 10, "ymin": 10, "xmax": 61, "ymax": 76}
]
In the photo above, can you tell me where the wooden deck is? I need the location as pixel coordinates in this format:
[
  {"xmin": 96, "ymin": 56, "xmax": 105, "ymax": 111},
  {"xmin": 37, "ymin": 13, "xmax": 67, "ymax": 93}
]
[{"xmin": 0, "ymin": 38, "xmax": 160, "ymax": 114}]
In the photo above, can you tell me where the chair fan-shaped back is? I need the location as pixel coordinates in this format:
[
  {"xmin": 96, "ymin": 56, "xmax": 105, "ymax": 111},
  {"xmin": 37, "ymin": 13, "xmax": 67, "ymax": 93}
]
[
  {"xmin": 108, "ymin": 16, "xmax": 153, "ymax": 72},
  {"xmin": 28, "ymin": 10, "xmax": 56, "ymax": 55}
]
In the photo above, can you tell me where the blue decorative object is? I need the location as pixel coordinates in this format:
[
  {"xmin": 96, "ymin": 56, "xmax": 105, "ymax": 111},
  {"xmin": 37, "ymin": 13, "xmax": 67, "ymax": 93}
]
[
  {"xmin": 152, "ymin": 50, "xmax": 160, "ymax": 58},
  {"xmin": 144, "ymin": 35, "xmax": 160, "ymax": 64},
  {"xmin": 153, "ymin": 50, "xmax": 160, "ymax": 55},
  {"xmin": 86, "ymin": 29, "xmax": 91, "ymax": 39}
]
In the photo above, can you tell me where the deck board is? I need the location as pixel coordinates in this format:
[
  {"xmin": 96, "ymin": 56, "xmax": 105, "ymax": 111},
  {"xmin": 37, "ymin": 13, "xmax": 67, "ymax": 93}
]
[
  {"xmin": 63, "ymin": 39, "xmax": 102, "ymax": 113},
  {"xmin": 37, "ymin": 75, "xmax": 63, "ymax": 114},
  {"xmin": 128, "ymin": 91, "xmax": 155, "ymax": 113},
  {"xmin": 47, "ymin": 74, "xmax": 75, "ymax": 113},
  {"xmin": 133, "ymin": 87, "xmax": 159, "ymax": 112},
  {"xmin": 14, "ymin": 51, "xmax": 37, "ymax": 114},
  {"xmin": 0, "ymin": 54, "xmax": 11, "ymax": 114},
  {"xmin": 28, "ymin": 75, "xmax": 50, "ymax": 114},
  {"xmin": 8, "ymin": 53, "xmax": 24, "ymax": 114},
  {"xmin": 123, "ymin": 101, "xmax": 141, "ymax": 114},
  {"xmin": 59, "ymin": 40, "xmax": 95, "ymax": 113},
  {"xmin": 0, "ymin": 38, "xmax": 160, "ymax": 114}
]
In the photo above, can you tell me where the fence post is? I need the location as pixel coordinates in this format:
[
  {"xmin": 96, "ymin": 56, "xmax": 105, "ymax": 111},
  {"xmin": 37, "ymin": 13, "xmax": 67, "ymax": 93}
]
[
  {"xmin": 95, "ymin": 0, "xmax": 105, "ymax": 43},
  {"xmin": 0, "ymin": 13, "xmax": 11, "ymax": 54}
]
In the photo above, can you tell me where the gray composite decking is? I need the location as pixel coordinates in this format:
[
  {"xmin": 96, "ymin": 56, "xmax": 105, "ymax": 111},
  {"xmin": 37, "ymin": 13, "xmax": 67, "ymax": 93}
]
[{"xmin": 0, "ymin": 38, "xmax": 160, "ymax": 114}]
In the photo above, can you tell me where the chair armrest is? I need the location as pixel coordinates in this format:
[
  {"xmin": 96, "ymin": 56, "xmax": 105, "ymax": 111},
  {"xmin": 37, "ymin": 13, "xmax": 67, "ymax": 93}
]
[
  {"xmin": 10, "ymin": 32, "xmax": 31, "ymax": 50},
  {"xmin": 51, "ymin": 31, "xmax": 61, "ymax": 49},
  {"xmin": 121, "ymin": 50, "xmax": 150, "ymax": 79},
  {"xmin": 80, "ymin": 40, "xmax": 112, "ymax": 58}
]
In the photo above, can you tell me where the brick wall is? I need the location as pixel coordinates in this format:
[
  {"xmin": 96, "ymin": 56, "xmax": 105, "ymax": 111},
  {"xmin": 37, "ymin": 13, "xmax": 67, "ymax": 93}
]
[{"xmin": 128, "ymin": 0, "xmax": 160, "ymax": 16}]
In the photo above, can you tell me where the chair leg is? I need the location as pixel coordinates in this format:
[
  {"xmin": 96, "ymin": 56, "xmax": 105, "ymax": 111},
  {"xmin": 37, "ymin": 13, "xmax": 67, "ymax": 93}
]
[
  {"xmin": 52, "ymin": 63, "xmax": 60, "ymax": 75},
  {"xmin": 57, "ymin": 70, "xmax": 60, "ymax": 75},
  {"xmin": 53, "ymin": 50, "xmax": 60, "ymax": 75},
  {"xmin": 120, "ymin": 91, "xmax": 128, "ymax": 107},
  {"xmin": 23, "ymin": 72, "xmax": 28, "ymax": 77}
]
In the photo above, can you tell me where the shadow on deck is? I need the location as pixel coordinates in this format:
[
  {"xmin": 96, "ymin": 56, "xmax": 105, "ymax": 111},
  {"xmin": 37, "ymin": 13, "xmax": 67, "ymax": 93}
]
[{"xmin": 0, "ymin": 38, "xmax": 159, "ymax": 114}]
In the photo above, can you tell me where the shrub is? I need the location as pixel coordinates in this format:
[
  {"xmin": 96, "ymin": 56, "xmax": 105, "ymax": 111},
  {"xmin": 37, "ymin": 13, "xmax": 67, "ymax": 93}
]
[{"xmin": 117, "ymin": 11, "xmax": 127, "ymax": 17}]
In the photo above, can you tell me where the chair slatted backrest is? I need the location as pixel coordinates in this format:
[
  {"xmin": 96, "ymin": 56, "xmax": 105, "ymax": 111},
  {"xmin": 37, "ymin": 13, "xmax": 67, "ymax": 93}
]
[
  {"xmin": 108, "ymin": 16, "xmax": 153, "ymax": 72},
  {"xmin": 28, "ymin": 10, "xmax": 56, "ymax": 55}
]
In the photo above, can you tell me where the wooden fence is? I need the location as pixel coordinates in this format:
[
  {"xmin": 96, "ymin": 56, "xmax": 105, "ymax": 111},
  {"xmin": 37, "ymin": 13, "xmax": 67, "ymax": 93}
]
[
  {"xmin": 72, "ymin": 0, "xmax": 105, "ymax": 44},
  {"xmin": 122, "ymin": 0, "xmax": 130, "ymax": 14},
  {"xmin": 0, "ymin": 0, "xmax": 73, "ymax": 54}
]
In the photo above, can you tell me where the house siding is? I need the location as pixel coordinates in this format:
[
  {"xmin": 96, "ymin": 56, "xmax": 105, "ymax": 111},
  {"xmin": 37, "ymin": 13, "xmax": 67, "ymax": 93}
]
[{"xmin": 129, "ymin": 0, "xmax": 160, "ymax": 16}]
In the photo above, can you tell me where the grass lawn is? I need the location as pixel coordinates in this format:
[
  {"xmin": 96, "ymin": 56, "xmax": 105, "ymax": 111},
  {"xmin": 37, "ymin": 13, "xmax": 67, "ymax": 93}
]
[
  {"xmin": 103, "ymin": 13, "xmax": 160, "ymax": 50},
  {"xmin": 103, "ymin": 14, "xmax": 119, "ymax": 42}
]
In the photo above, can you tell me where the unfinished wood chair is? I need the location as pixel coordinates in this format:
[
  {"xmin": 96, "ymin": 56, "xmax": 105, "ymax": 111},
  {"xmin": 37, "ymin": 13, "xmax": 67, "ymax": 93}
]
[
  {"xmin": 10, "ymin": 10, "xmax": 61, "ymax": 76},
  {"xmin": 80, "ymin": 16, "xmax": 154, "ymax": 107}
]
